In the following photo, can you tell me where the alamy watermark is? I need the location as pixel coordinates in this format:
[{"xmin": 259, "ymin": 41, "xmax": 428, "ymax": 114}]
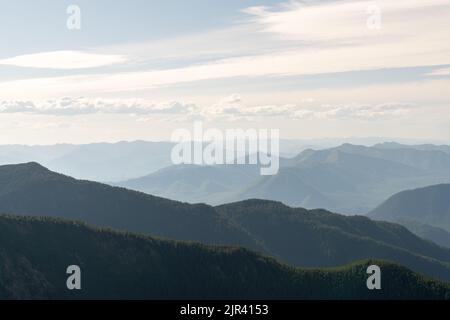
[
  {"xmin": 366, "ymin": 2, "xmax": 382, "ymax": 30},
  {"xmin": 67, "ymin": 5, "xmax": 81, "ymax": 30},
  {"xmin": 171, "ymin": 122, "xmax": 280, "ymax": 175},
  {"xmin": 366, "ymin": 265, "xmax": 381, "ymax": 290},
  {"xmin": 66, "ymin": 265, "xmax": 81, "ymax": 290}
]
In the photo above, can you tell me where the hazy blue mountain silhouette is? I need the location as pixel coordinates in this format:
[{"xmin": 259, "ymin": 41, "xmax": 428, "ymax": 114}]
[
  {"xmin": 119, "ymin": 164, "xmax": 261, "ymax": 204},
  {"xmin": 394, "ymin": 219, "xmax": 450, "ymax": 249},
  {"xmin": 370, "ymin": 184, "xmax": 450, "ymax": 232},
  {"xmin": 119, "ymin": 143, "xmax": 450, "ymax": 213},
  {"xmin": 0, "ymin": 141, "xmax": 174, "ymax": 182}
]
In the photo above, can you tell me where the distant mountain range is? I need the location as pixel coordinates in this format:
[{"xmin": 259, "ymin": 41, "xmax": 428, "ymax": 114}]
[
  {"xmin": 370, "ymin": 184, "xmax": 450, "ymax": 228},
  {"xmin": 2, "ymin": 163, "xmax": 450, "ymax": 282},
  {"xmin": 3, "ymin": 139, "xmax": 445, "ymax": 184},
  {"xmin": 2, "ymin": 215, "xmax": 449, "ymax": 299},
  {"xmin": 394, "ymin": 219, "xmax": 450, "ymax": 249},
  {"xmin": 0, "ymin": 141, "xmax": 175, "ymax": 182},
  {"xmin": 369, "ymin": 184, "xmax": 450, "ymax": 247},
  {"xmin": 119, "ymin": 164, "xmax": 262, "ymax": 204},
  {"xmin": 0, "ymin": 139, "xmax": 338, "ymax": 182},
  {"xmin": 118, "ymin": 143, "xmax": 450, "ymax": 213}
]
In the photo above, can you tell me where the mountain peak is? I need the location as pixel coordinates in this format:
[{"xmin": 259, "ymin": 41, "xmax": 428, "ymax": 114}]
[
  {"xmin": 21, "ymin": 161, "xmax": 48, "ymax": 169},
  {"xmin": 374, "ymin": 141, "xmax": 404, "ymax": 148},
  {"xmin": 0, "ymin": 161, "xmax": 51, "ymax": 173},
  {"xmin": 220, "ymin": 198, "xmax": 289, "ymax": 208},
  {"xmin": 369, "ymin": 184, "xmax": 450, "ymax": 230}
]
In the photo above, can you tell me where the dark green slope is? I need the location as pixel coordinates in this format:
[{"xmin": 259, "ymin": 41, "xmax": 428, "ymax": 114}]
[
  {"xmin": 369, "ymin": 184, "xmax": 450, "ymax": 230},
  {"xmin": 216, "ymin": 200, "xmax": 450, "ymax": 281},
  {"xmin": 0, "ymin": 215, "xmax": 449, "ymax": 300},
  {"xmin": 0, "ymin": 163, "xmax": 259, "ymax": 249},
  {"xmin": 3, "ymin": 163, "xmax": 450, "ymax": 282}
]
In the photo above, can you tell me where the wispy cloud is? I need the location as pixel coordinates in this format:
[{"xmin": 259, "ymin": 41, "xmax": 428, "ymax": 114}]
[
  {"xmin": 1, "ymin": 0, "xmax": 449, "ymax": 99},
  {"xmin": 0, "ymin": 0, "xmax": 448, "ymax": 145},
  {"xmin": 244, "ymin": 0, "xmax": 450, "ymax": 43},
  {"xmin": 0, "ymin": 51, "xmax": 128, "ymax": 69}
]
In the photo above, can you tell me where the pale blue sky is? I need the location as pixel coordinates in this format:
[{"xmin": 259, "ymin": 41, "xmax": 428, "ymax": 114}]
[
  {"xmin": 0, "ymin": 0, "xmax": 282, "ymax": 55},
  {"xmin": 0, "ymin": 0, "xmax": 450, "ymax": 144}
]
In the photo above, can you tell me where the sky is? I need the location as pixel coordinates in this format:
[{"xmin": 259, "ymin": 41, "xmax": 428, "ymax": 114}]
[{"xmin": 0, "ymin": 0, "xmax": 450, "ymax": 144}]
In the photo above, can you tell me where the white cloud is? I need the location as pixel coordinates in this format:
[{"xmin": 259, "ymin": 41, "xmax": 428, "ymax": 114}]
[
  {"xmin": 1, "ymin": 0, "xmax": 449, "ymax": 98},
  {"xmin": 0, "ymin": 51, "xmax": 128, "ymax": 69},
  {"xmin": 294, "ymin": 102, "xmax": 418, "ymax": 120},
  {"xmin": 0, "ymin": 98, "xmax": 196, "ymax": 116},
  {"xmin": 202, "ymin": 95, "xmax": 418, "ymax": 121},
  {"xmin": 0, "ymin": 95, "xmax": 419, "ymax": 122},
  {"xmin": 245, "ymin": 0, "xmax": 450, "ymax": 43},
  {"xmin": 0, "ymin": 0, "xmax": 449, "ymax": 144},
  {"xmin": 1, "ymin": 42, "xmax": 448, "ymax": 100}
]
